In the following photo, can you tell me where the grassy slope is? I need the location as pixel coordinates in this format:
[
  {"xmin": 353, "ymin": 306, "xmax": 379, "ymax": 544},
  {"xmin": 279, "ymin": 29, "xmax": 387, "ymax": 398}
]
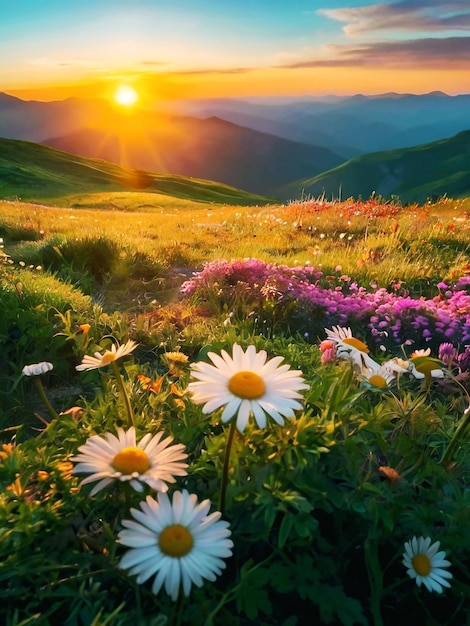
[
  {"xmin": 0, "ymin": 137, "xmax": 275, "ymax": 207},
  {"xmin": 281, "ymin": 130, "xmax": 470, "ymax": 203}
]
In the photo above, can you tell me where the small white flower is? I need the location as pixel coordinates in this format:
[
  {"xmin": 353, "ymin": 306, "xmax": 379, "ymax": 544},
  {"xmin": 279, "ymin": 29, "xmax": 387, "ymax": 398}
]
[
  {"xmin": 71, "ymin": 427, "xmax": 188, "ymax": 496},
  {"xmin": 325, "ymin": 326, "xmax": 380, "ymax": 374},
  {"xmin": 76, "ymin": 340, "xmax": 138, "ymax": 371},
  {"xmin": 187, "ymin": 344, "xmax": 308, "ymax": 432},
  {"xmin": 402, "ymin": 536, "xmax": 452, "ymax": 593},
  {"xmin": 118, "ymin": 490, "xmax": 234, "ymax": 601},
  {"xmin": 362, "ymin": 365, "xmax": 396, "ymax": 389},
  {"xmin": 22, "ymin": 362, "xmax": 53, "ymax": 376}
]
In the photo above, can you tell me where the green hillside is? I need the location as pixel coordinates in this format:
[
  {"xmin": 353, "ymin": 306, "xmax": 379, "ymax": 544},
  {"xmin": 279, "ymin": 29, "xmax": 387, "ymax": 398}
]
[
  {"xmin": 281, "ymin": 130, "xmax": 470, "ymax": 203},
  {"xmin": 0, "ymin": 137, "xmax": 274, "ymax": 208}
]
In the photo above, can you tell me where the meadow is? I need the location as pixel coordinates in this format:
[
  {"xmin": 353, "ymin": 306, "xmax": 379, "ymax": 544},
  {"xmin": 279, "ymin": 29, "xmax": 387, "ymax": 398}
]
[{"xmin": 1, "ymin": 192, "xmax": 470, "ymax": 625}]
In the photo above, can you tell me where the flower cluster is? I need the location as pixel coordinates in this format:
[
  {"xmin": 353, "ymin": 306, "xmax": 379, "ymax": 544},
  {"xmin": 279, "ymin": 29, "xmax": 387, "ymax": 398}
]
[
  {"xmin": 181, "ymin": 259, "xmax": 470, "ymax": 354},
  {"xmin": 323, "ymin": 326, "xmax": 447, "ymax": 388},
  {"xmin": 68, "ymin": 339, "xmax": 308, "ymax": 601},
  {"xmin": 10, "ymin": 324, "xmax": 462, "ymax": 619}
]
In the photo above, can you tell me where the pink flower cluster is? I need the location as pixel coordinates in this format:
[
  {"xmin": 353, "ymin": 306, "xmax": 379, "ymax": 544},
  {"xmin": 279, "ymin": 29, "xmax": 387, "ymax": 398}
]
[{"xmin": 181, "ymin": 259, "xmax": 470, "ymax": 352}]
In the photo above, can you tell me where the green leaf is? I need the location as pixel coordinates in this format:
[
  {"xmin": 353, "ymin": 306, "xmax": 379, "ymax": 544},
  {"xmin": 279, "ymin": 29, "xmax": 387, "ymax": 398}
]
[
  {"xmin": 317, "ymin": 584, "xmax": 368, "ymax": 626},
  {"xmin": 278, "ymin": 514, "xmax": 294, "ymax": 549}
]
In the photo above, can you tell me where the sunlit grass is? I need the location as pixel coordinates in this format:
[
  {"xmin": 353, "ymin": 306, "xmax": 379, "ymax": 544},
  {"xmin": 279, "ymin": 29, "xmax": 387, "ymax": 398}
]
[{"xmin": 2, "ymin": 195, "xmax": 470, "ymax": 310}]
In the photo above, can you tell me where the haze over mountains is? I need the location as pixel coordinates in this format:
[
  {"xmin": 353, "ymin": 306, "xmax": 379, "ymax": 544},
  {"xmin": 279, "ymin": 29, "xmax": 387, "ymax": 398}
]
[
  {"xmin": 0, "ymin": 91, "xmax": 469, "ymax": 202},
  {"xmin": 171, "ymin": 91, "xmax": 470, "ymax": 158}
]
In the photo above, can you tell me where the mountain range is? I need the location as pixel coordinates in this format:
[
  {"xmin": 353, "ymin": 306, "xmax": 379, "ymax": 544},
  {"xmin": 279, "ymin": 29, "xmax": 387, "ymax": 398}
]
[
  {"xmin": 172, "ymin": 91, "xmax": 470, "ymax": 158},
  {"xmin": 0, "ymin": 91, "xmax": 469, "ymax": 202}
]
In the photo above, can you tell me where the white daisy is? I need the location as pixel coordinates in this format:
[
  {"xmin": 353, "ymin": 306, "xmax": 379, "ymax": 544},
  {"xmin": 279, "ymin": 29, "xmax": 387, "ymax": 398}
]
[
  {"xmin": 22, "ymin": 362, "xmax": 53, "ymax": 376},
  {"xmin": 187, "ymin": 343, "xmax": 308, "ymax": 432},
  {"xmin": 325, "ymin": 326, "xmax": 380, "ymax": 374},
  {"xmin": 402, "ymin": 536, "xmax": 452, "ymax": 593},
  {"xmin": 118, "ymin": 490, "xmax": 233, "ymax": 601},
  {"xmin": 70, "ymin": 426, "xmax": 188, "ymax": 496},
  {"xmin": 362, "ymin": 365, "xmax": 396, "ymax": 389},
  {"xmin": 76, "ymin": 339, "xmax": 138, "ymax": 371}
]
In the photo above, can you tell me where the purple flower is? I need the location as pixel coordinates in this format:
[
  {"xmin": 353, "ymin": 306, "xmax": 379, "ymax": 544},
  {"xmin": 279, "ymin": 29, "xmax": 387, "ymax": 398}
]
[{"xmin": 180, "ymin": 261, "xmax": 470, "ymax": 354}]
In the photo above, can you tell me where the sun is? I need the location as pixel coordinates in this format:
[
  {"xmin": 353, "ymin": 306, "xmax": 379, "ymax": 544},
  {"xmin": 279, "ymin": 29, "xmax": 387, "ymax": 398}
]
[{"xmin": 113, "ymin": 85, "xmax": 139, "ymax": 107}]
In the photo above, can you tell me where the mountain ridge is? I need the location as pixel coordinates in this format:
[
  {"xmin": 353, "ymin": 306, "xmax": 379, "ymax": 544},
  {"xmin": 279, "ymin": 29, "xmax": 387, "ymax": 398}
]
[{"xmin": 280, "ymin": 130, "xmax": 470, "ymax": 203}]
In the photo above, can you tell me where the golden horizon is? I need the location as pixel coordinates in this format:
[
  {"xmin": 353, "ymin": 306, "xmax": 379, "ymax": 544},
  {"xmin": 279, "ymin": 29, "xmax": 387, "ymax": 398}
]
[{"xmin": 3, "ymin": 64, "xmax": 469, "ymax": 104}]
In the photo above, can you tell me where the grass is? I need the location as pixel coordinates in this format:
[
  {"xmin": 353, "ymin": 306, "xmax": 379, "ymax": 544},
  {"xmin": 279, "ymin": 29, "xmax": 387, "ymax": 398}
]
[
  {"xmin": 1, "ymin": 191, "xmax": 470, "ymax": 625},
  {"xmin": 2, "ymin": 195, "xmax": 470, "ymax": 309}
]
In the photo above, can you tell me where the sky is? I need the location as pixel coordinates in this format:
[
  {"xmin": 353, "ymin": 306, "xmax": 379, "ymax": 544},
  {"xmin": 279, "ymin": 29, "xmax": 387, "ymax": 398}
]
[{"xmin": 1, "ymin": 0, "xmax": 469, "ymax": 103}]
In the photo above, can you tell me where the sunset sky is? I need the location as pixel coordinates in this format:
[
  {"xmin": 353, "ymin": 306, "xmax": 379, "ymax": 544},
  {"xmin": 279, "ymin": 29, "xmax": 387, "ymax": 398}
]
[{"xmin": 1, "ymin": 0, "xmax": 469, "ymax": 103}]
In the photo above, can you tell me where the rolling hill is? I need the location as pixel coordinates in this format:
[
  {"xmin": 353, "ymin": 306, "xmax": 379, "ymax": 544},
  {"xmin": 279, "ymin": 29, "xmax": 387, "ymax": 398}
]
[
  {"xmin": 280, "ymin": 130, "xmax": 470, "ymax": 204},
  {"xmin": 0, "ymin": 137, "xmax": 274, "ymax": 206}
]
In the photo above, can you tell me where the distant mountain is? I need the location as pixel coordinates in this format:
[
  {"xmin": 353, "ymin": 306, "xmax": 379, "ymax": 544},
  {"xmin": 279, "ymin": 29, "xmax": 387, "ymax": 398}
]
[
  {"xmin": 280, "ymin": 130, "xmax": 470, "ymax": 204},
  {"xmin": 175, "ymin": 92, "xmax": 470, "ymax": 158},
  {"xmin": 0, "ymin": 137, "xmax": 273, "ymax": 206},
  {"xmin": 0, "ymin": 93, "xmax": 107, "ymax": 142},
  {"xmin": 0, "ymin": 93, "xmax": 344, "ymax": 197},
  {"xmin": 40, "ymin": 117, "xmax": 343, "ymax": 197}
]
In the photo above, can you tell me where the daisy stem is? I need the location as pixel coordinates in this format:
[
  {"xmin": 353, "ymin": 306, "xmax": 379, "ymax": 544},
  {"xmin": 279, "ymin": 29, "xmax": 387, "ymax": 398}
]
[
  {"xmin": 111, "ymin": 361, "xmax": 135, "ymax": 428},
  {"xmin": 441, "ymin": 405, "xmax": 470, "ymax": 467},
  {"xmin": 171, "ymin": 594, "xmax": 186, "ymax": 626},
  {"xmin": 219, "ymin": 420, "xmax": 237, "ymax": 516},
  {"xmin": 33, "ymin": 377, "xmax": 61, "ymax": 422},
  {"xmin": 364, "ymin": 532, "xmax": 384, "ymax": 626}
]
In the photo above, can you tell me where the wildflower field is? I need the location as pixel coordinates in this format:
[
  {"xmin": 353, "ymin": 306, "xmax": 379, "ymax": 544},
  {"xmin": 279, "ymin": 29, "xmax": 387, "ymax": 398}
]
[{"xmin": 0, "ymin": 195, "xmax": 469, "ymax": 626}]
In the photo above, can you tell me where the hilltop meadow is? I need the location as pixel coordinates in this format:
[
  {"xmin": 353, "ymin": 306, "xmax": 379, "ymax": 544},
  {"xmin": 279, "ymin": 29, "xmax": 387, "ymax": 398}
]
[{"xmin": 1, "ymin": 183, "xmax": 470, "ymax": 625}]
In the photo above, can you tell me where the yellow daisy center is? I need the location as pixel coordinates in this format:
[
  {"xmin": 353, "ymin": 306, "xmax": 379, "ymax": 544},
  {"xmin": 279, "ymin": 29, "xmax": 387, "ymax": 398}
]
[
  {"xmin": 412, "ymin": 554, "xmax": 432, "ymax": 576},
  {"xmin": 112, "ymin": 447, "xmax": 150, "ymax": 474},
  {"xmin": 228, "ymin": 371, "xmax": 266, "ymax": 399},
  {"xmin": 101, "ymin": 351, "xmax": 117, "ymax": 365},
  {"xmin": 159, "ymin": 524, "xmax": 194, "ymax": 557},
  {"xmin": 368, "ymin": 374, "xmax": 388, "ymax": 388},
  {"xmin": 343, "ymin": 337, "xmax": 369, "ymax": 353}
]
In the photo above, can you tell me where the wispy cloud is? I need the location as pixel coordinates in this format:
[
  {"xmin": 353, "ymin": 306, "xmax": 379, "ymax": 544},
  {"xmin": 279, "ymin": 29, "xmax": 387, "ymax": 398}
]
[
  {"xmin": 284, "ymin": 36, "xmax": 470, "ymax": 69},
  {"xmin": 173, "ymin": 66, "xmax": 251, "ymax": 76},
  {"xmin": 28, "ymin": 57, "xmax": 90, "ymax": 69},
  {"xmin": 139, "ymin": 60, "xmax": 173, "ymax": 67},
  {"xmin": 318, "ymin": 1, "xmax": 470, "ymax": 36}
]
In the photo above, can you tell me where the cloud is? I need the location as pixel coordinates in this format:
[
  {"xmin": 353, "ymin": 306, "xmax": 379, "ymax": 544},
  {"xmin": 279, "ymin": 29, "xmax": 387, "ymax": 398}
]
[
  {"xmin": 28, "ymin": 57, "xmax": 90, "ymax": 69},
  {"xmin": 139, "ymin": 60, "xmax": 171, "ymax": 67},
  {"xmin": 318, "ymin": 1, "xmax": 470, "ymax": 36},
  {"xmin": 283, "ymin": 36, "xmax": 470, "ymax": 69},
  {"xmin": 138, "ymin": 65, "xmax": 253, "ymax": 78}
]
